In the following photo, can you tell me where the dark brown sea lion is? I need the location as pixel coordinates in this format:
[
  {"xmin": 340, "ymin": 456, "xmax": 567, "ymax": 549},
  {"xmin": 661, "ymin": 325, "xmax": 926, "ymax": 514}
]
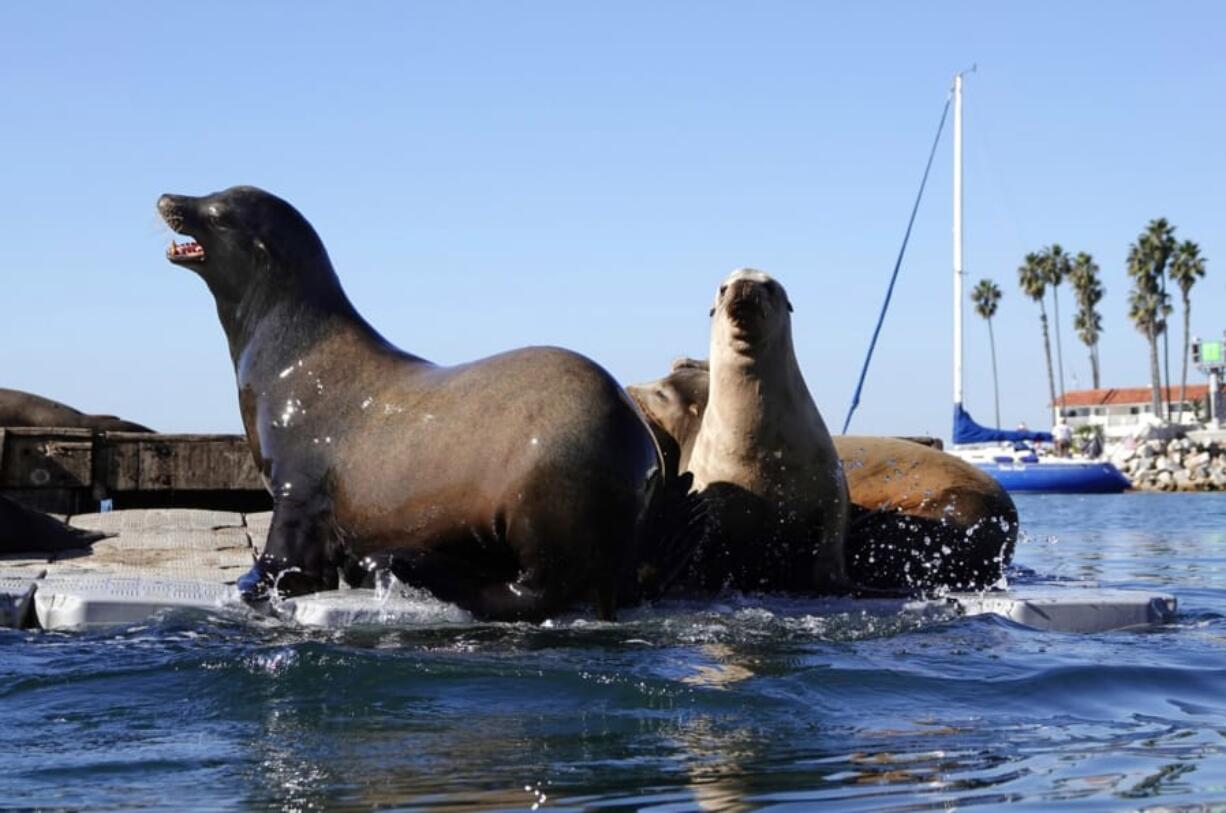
[
  {"xmin": 629, "ymin": 361, "xmax": 1018, "ymax": 592},
  {"xmin": 0, "ymin": 494, "xmax": 107, "ymax": 555},
  {"xmin": 0, "ymin": 388, "xmax": 153, "ymax": 432},
  {"xmin": 158, "ymin": 186, "xmax": 662, "ymax": 621},
  {"xmin": 680, "ymin": 268, "xmax": 850, "ymax": 594}
]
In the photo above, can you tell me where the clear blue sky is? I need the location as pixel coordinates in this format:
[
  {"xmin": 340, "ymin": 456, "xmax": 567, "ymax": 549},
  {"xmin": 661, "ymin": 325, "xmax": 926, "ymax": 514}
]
[{"xmin": 2, "ymin": 2, "xmax": 1223, "ymax": 439}]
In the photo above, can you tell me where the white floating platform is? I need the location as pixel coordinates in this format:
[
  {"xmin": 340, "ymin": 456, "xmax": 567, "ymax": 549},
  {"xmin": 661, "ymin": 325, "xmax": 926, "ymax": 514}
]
[
  {"xmin": 0, "ymin": 571, "xmax": 42, "ymax": 628},
  {"xmin": 10, "ymin": 575, "xmax": 1177, "ymax": 634},
  {"xmin": 34, "ymin": 576, "xmax": 237, "ymax": 631},
  {"xmin": 948, "ymin": 586, "xmax": 1177, "ymax": 633},
  {"xmin": 281, "ymin": 588, "xmax": 473, "ymax": 628}
]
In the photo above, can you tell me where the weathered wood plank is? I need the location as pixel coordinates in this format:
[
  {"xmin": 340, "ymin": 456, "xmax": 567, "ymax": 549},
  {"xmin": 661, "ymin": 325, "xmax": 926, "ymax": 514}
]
[
  {"xmin": 0, "ymin": 430, "xmax": 93, "ymax": 489},
  {"xmin": 0, "ymin": 431, "xmax": 265, "ymax": 493},
  {"xmin": 125, "ymin": 435, "xmax": 263, "ymax": 492}
]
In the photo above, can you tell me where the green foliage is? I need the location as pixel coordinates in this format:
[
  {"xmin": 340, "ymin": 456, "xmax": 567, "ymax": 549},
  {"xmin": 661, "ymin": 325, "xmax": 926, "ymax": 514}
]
[
  {"xmin": 1017, "ymin": 252, "xmax": 1046, "ymax": 302},
  {"xmin": 1168, "ymin": 240, "xmax": 1206, "ymax": 297},
  {"xmin": 1070, "ymin": 252, "xmax": 1104, "ymax": 348},
  {"xmin": 970, "ymin": 278, "xmax": 1001, "ymax": 320},
  {"xmin": 1126, "ymin": 219, "xmax": 1175, "ymax": 339},
  {"xmin": 1039, "ymin": 244, "xmax": 1072, "ymax": 287}
]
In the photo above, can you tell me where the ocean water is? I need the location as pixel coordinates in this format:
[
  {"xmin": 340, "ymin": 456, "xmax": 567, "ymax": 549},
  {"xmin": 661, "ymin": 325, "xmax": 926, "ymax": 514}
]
[{"xmin": 3, "ymin": 493, "xmax": 1226, "ymax": 811}]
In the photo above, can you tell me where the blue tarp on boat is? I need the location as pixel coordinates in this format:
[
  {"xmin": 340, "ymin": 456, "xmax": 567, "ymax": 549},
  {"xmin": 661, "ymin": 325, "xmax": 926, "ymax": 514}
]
[{"xmin": 953, "ymin": 403, "xmax": 1053, "ymax": 445}]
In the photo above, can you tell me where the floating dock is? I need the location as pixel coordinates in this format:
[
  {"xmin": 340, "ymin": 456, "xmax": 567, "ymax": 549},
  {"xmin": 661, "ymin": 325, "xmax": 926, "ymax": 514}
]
[{"xmin": 0, "ymin": 507, "xmax": 1179, "ymax": 634}]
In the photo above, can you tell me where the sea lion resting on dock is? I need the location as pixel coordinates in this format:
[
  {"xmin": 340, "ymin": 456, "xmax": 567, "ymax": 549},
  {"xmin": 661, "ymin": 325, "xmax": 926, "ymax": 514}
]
[
  {"xmin": 158, "ymin": 186, "xmax": 665, "ymax": 621},
  {"xmin": 0, "ymin": 494, "xmax": 107, "ymax": 556},
  {"xmin": 629, "ymin": 362, "xmax": 1018, "ymax": 593},
  {"xmin": 669, "ymin": 268, "xmax": 850, "ymax": 594},
  {"xmin": 0, "ymin": 388, "xmax": 153, "ymax": 433}
]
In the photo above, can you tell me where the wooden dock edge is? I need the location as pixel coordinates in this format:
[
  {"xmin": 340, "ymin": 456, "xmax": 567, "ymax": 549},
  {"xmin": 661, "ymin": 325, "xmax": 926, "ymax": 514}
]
[{"xmin": 0, "ymin": 428, "xmax": 271, "ymax": 514}]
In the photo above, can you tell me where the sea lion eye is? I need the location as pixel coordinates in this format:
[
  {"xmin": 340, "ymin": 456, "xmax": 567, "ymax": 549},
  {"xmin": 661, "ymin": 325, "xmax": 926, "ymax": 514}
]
[{"xmin": 719, "ymin": 285, "xmax": 727, "ymax": 297}]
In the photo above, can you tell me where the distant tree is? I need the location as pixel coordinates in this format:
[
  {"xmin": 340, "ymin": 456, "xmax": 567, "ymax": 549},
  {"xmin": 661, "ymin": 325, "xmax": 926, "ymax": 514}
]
[
  {"xmin": 1038, "ymin": 244, "xmax": 1072, "ymax": 407},
  {"xmin": 1069, "ymin": 252, "xmax": 1104, "ymax": 390},
  {"xmin": 971, "ymin": 278, "xmax": 1004, "ymax": 427},
  {"xmin": 1126, "ymin": 220, "xmax": 1174, "ymax": 419},
  {"xmin": 1018, "ymin": 252, "xmax": 1058, "ymax": 422},
  {"xmin": 1145, "ymin": 219, "xmax": 1177, "ymax": 419},
  {"xmin": 1168, "ymin": 240, "xmax": 1207, "ymax": 421}
]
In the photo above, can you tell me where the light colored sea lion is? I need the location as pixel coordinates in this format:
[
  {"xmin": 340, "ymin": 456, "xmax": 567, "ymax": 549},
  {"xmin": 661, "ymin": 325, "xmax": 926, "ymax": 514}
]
[
  {"xmin": 158, "ymin": 185, "xmax": 664, "ymax": 621},
  {"xmin": 626, "ymin": 357, "xmax": 708, "ymax": 481},
  {"xmin": 682, "ymin": 268, "xmax": 849, "ymax": 593},
  {"xmin": 629, "ymin": 362, "xmax": 1018, "ymax": 592},
  {"xmin": 0, "ymin": 388, "xmax": 153, "ymax": 432}
]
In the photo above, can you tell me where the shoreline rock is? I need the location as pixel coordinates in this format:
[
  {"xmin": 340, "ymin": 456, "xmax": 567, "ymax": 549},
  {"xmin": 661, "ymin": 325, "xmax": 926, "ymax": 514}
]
[{"xmin": 1109, "ymin": 436, "xmax": 1226, "ymax": 492}]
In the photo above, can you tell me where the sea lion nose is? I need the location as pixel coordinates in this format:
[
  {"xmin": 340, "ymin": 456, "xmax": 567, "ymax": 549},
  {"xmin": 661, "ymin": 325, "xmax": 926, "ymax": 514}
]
[
  {"xmin": 727, "ymin": 279, "xmax": 759, "ymax": 304},
  {"xmin": 157, "ymin": 194, "xmax": 184, "ymax": 225}
]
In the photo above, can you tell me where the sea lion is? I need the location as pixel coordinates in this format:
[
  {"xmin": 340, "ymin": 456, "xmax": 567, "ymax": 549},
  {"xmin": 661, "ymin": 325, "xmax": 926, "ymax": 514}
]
[
  {"xmin": 626, "ymin": 357, "xmax": 708, "ymax": 481},
  {"xmin": 0, "ymin": 494, "xmax": 107, "ymax": 555},
  {"xmin": 628, "ymin": 363, "xmax": 1018, "ymax": 592},
  {"xmin": 157, "ymin": 185, "xmax": 662, "ymax": 621},
  {"xmin": 0, "ymin": 388, "xmax": 153, "ymax": 432},
  {"xmin": 835, "ymin": 436, "xmax": 1017, "ymax": 591},
  {"xmin": 682, "ymin": 268, "xmax": 850, "ymax": 594}
]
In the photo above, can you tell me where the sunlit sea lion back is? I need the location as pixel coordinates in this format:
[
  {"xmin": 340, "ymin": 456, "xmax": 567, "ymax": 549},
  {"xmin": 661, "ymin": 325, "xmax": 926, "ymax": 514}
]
[
  {"xmin": 683, "ymin": 268, "xmax": 850, "ymax": 593},
  {"xmin": 158, "ymin": 185, "xmax": 661, "ymax": 621}
]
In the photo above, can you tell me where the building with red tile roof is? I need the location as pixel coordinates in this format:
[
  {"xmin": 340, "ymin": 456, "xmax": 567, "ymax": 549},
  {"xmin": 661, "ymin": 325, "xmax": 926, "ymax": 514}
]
[{"xmin": 1053, "ymin": 385, "xmax": 1221, "ymax": 438}]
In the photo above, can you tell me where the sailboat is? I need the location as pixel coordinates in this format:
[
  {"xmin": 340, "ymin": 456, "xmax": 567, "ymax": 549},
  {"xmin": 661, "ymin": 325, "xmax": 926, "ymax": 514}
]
[{"xmin": 947, "ymin": 72, "xmax": 1130, "ymax": 494}]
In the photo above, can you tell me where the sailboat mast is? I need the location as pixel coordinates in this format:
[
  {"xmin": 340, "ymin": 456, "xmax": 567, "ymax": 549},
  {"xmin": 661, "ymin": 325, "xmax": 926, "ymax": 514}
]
[{"xmin": 952, "ymin": 72, "xmax": 965, "ymax": 408}]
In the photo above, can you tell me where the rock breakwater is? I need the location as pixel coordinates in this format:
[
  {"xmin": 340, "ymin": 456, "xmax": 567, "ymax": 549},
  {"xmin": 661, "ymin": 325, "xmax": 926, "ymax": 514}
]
[{"xmin": 1110, "ymin": 436, "xmax": 1226, "ymax": 491}]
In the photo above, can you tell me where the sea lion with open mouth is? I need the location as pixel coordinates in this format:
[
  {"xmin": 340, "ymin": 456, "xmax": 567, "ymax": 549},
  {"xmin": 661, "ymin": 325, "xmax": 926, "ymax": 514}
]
[
  {"xmin": 158, "ymin": 185, "xmax": 664, "ymax": 621},
  {"xmin": 681, "ymin": 268, "xmax": 850, "ymax": 594}
]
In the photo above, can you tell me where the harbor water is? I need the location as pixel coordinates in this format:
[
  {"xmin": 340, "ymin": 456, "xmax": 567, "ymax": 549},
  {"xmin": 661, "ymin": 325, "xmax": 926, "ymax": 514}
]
[{"xmin": 3, "ymin": 493, "xmax": 1226, "ymax": 810}]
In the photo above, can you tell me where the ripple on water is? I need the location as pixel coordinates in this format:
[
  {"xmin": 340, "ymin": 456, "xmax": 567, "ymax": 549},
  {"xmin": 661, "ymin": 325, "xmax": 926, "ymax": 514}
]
[{"xmin": 2, "ymin": 493, "xmax": 1226, "ymax": 808}]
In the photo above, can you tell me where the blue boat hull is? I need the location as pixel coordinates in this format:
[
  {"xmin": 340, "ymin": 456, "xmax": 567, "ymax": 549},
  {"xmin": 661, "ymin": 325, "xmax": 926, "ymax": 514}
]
[{"xmin": 976, "ymin": 461, "xmax": 1131, "ymax": 494}]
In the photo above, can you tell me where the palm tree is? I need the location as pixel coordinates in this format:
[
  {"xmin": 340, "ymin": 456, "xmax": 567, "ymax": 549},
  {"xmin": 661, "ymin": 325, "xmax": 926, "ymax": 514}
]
[
  {"xmin": 1127, "ymin": 229, "xmax": 1173, "ymax": 419},
  {"xmin": 1145, "ymin": 218, "xmax": 1177, "ymax": 418},
  {"xmin": 1069, "ymin": 252, "xmax": 1104, "ymax": 390},
  {"xmin": 1168, "ymin": 240, "xmax": 1207, "ymax": 421},
  {"xmin": 1018, "ymin": 252, "xmax": 1058, "ymax": 422},
  {"xmin": 1039, "ymin": 244, "xmax": 1072, "ymax": 407},
  {"xmin": 971, "ymin": 278, "xmax": 1004, "ymax": 427}
]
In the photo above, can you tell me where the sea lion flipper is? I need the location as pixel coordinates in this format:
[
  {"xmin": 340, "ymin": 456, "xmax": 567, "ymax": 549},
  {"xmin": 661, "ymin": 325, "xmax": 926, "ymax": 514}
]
[
  {"xmin": 632, "ymin": 472, "xmax": 709, "ymax": 600},
  {"xmin": 240, "ymin": 495, "xmax": 341, "ymax": 601}
]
